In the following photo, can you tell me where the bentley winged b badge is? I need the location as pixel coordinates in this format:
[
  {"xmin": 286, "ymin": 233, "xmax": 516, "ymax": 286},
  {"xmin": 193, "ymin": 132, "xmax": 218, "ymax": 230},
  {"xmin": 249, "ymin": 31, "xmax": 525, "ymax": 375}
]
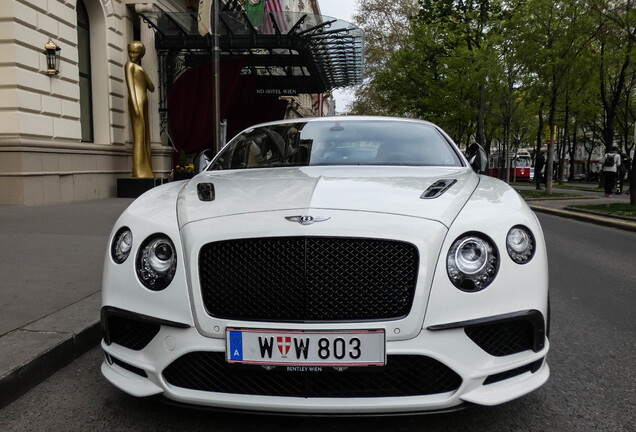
[{"xmin": 285, "ymin": 215, "xmax": 331, "ymax": 225}]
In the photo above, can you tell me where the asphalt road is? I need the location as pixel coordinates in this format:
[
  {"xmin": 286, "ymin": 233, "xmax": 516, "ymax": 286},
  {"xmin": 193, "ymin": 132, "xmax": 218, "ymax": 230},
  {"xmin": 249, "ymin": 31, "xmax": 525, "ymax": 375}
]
[{"xmin": 0, "ymin": 213, "xmax": 634, "ymax": 431}]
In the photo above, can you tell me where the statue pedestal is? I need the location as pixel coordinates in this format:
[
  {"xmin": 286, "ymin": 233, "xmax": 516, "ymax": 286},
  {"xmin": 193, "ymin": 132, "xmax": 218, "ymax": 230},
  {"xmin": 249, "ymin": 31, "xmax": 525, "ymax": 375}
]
[
  {"xmin": 117, "ymin": 178, "xmax": 163, "ymax": 198},
  {"xmin": 172, "ymin": 172, "xmax": 195, "ymax": 181}
]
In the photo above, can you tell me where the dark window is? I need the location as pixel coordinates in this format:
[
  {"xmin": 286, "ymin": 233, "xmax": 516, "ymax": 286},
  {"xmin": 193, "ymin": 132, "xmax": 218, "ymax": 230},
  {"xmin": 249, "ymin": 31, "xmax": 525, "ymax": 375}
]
[{"xmin": 77, "ymin": 0, "xmax": 94, "ymax": 142}]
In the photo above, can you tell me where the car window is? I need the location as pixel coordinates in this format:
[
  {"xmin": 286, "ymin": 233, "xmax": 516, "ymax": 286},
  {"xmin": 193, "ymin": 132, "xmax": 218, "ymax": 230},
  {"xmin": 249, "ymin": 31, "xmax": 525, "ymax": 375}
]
[{"xmin": 210, "ymin": 120, "xmax": 462, "ymax": 170}]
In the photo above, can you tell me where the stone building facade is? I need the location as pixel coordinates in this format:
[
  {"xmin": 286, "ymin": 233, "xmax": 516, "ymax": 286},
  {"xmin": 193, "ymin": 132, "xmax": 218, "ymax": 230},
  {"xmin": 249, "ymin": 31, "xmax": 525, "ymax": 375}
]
[
  {"xmin": 0, "ymin": 0, "xmax": 333, "ymax": 205},
  {"xmin": 1, "ymin": 0, "xmax": 179, "ymax": 205}
]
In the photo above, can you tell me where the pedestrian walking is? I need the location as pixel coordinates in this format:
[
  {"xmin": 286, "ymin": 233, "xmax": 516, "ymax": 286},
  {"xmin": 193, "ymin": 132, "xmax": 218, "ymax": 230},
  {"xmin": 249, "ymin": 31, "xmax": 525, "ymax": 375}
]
[
  {"xmin": 535, "ymin": 150, "xmax": 545, "ymax": 190},
  {"xmin": 601, "ymin": 146, "xmax": 621, "ymax": 197}
]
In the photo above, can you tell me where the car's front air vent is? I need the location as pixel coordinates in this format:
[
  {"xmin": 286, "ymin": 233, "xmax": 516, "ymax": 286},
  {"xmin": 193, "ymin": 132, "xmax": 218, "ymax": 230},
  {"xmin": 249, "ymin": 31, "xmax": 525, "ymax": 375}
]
[
  {"xmin": 197, "ymin": 183, "xmax": 215, "ymax": 201},
  {"xmin": 102, "ymin": 314, "xmax": 160, "ymax": 351},
  {"xmin": 163, "ymin": 352, "xmax": 462, "ymax": 397},
  {"xmin": 483, "ymin": 358, "xmax": 544, "ymax": 385},
  {"xmin": 420, "ymin": 179, "xmax": 457, "ymax": 199}
]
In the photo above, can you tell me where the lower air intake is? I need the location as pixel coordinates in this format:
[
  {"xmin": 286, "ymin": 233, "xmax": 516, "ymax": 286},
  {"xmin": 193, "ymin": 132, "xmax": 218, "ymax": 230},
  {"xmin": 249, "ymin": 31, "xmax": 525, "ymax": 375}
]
[
  {"xmin": 102, "ymin": 314, "xmax": 160, "ymax": 351},
  {"xmin": 163, "ymin": 352, "xmax": 462, "ymax": 397},
  {"xmin": 465, "ymin": 319, "xmax": 536, "ymax": 356}
]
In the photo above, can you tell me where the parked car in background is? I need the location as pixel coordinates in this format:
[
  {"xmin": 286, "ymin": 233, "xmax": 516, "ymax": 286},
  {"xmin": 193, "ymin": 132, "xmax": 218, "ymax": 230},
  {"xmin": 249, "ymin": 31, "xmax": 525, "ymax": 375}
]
[{"xmin": 101, "ymin": 117, "xmax": 550, "ymax": 414}]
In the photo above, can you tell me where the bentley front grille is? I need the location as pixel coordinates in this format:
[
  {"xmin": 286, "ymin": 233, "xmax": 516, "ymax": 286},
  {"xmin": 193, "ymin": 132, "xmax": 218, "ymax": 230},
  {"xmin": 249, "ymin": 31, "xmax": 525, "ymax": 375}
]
[
  {"xmin": 198, "ymin": 237, "xmax": 419, "ymax": 322},
  {"xmin": 162, "ymin": 352, "xmax": 462, "ymax": 397}
]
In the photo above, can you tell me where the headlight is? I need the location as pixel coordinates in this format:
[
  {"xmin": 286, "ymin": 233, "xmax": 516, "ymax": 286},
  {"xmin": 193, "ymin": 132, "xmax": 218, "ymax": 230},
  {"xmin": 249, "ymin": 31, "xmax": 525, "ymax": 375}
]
[
  {"xmin": 136, "ymin": 235, "xmax": 177, "ymax": 290},
  {"xmin": 111, "ymin": 227, "xmax": 132, "ymax": 264},
  {"xmin": 506, "ymin": 225, "xmax": 535, "ymax": 264},
  {"xmin": 447, "ymin": 233, "xmax": 499, "ymax": 291}
]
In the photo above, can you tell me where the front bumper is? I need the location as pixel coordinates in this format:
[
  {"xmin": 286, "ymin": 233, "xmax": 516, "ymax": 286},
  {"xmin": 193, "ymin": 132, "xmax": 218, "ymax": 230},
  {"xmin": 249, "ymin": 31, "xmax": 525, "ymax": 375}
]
[
  {"xmin": 100, "ymin": 308, "xmax": 549, "ymax": 414},
  {"xmin": 101, "ymin": 194, "xmax": 550, "ymax": 414}
]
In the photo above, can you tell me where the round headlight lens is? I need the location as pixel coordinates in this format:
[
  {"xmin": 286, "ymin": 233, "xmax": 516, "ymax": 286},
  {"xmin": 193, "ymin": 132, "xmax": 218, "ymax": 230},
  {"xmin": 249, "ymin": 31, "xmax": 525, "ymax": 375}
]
[
  {"xmin": 447, "ymin": 233, "xmax": 498, "ymax": 292},
  {"xmin": 455, "ymin": 237, "xmax": 488, "ymax": 274},
  {"xmin": 506, "ymin": 225, "xmax": 535, "ymax": 264},
  {"xmin": 136, "ymin": 235, "xmax": 177, "ymax": 290},
  {"xmin": 111, "ymin": 228, "xmax": 132, "ymax": 264}
]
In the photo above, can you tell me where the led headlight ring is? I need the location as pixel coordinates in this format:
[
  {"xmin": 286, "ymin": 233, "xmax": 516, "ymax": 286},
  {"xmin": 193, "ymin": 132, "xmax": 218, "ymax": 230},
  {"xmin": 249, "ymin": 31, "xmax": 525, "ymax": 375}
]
[
  {"xmin": 506, "ymin": 225, "xmax": 536, "ymax": 264},
  {"xmin": 111, "ymin": 227, "xmax": 133, "ymax": 264},
  {"xmin": 447, "ymin": 232, "xmax": 499, "ymax": 292},
  {"xmin": 136, "ymin": 235, "xmax": 177, "ymax": 291}
]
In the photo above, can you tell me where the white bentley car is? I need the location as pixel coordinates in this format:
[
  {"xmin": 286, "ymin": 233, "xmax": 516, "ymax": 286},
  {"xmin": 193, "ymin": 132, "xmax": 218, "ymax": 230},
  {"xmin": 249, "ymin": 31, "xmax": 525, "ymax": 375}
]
[{"xmin": 101, "ymin": 117, "xmax": 549, "ymax": 414}]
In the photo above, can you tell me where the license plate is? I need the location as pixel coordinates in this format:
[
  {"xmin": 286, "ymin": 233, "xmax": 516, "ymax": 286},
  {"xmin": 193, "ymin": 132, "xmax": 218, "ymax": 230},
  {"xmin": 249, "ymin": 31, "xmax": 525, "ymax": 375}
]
[{"xmin": 226, "ymin": 328, "xmax": 385, "ymax": 367}]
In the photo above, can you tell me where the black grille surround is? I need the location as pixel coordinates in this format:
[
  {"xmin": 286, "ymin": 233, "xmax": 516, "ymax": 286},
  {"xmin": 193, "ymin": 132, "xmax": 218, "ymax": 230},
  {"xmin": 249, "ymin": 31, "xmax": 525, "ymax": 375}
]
[
  {"xmin": 162, "ymin": 352, "xmax": 462, "ymax": 398},
  {"xmin": 199, "ymin": 237, "xmax": 419, "ymax": 322},
  {"xmin": 428, "ymin": 310, "xmax": 546, "ymax": 357},
  {"xmin": 465, "ymin": 320, "xmax": 536, "ymax": 357},
  {"xmin": 101, "ymin": 306, "xmax": 190, "ymax": 351},
  {"xmin": 102, "ymin": 314, "xmax": 160, "ymax": 351}
]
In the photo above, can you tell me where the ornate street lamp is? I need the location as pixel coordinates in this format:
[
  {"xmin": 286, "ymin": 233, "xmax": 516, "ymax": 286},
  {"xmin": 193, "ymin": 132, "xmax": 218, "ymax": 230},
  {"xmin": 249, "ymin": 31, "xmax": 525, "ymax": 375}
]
[{"xmin": 45, "ymin": 39, "xmax": 61, "ymax": 75}]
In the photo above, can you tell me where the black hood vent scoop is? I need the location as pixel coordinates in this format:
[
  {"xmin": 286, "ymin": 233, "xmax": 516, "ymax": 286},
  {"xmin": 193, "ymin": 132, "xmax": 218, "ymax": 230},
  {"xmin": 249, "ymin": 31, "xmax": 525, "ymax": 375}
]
[
  {"xmin": 197, "ymin": 183, "xmax": 215, "ymax": 202},
  {"xmin": 420, "ymin": 179, "xmax": 457, "ymax": 199}
]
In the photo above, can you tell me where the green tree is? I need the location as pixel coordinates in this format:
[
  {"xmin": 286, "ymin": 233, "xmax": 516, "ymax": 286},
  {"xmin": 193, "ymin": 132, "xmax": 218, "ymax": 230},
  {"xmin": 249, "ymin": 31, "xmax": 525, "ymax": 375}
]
[
  {"xmin": 370, "ymin": 1, "xmax": 507, "ymax": 151},
  {"xmin": 350, "ymin": 0, "xmax": 635, "ymax": 199},
  {"xmin": 588, "ymin": 0, "xmax": 636, "ymax": 202},
  {"xmin": 589, "ymin": 0, "xmax": 635, "ymax": 151},
  {"xmin": 350, "ymin": 0, "xmax": 419, "ymax": 114},
  {"xmin": 416, "ymin": 0, "xmax": 504, "ymax": 148},
  {"xmin": 510, "ymin": 0, "xmax": 595, "ymax": 193}
]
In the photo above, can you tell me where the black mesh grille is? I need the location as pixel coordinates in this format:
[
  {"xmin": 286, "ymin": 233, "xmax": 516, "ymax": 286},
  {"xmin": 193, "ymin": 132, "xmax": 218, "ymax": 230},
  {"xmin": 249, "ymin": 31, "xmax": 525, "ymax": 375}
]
[
  {"xmin": 105, "ymin": 315, "xmax": 160, "ymax": 351},
  {"xmin": 199, "ymin": 237, "xmax": 419, "ymax": 322},
  {"xmin": 465, "ymin": 319, "xmax": 535, "ymax": 356},
  {"xmin": 162, "ymin": 352, "xmax": 461, "ymax": 397}
]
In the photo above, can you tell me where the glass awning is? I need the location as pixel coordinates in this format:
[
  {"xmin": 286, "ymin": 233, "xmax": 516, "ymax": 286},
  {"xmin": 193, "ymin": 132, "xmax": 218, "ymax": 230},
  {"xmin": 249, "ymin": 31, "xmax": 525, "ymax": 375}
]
[{"xmin": 140, "ymin": 10, "xmax": 364, "ymax": 94}]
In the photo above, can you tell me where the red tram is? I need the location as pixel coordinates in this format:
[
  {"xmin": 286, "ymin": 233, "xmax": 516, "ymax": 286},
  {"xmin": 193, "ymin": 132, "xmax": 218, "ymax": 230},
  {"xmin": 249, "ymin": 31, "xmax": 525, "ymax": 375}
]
[{"xmin": 487, "ymin": 149, "xmax": 533, "ymax": 182}]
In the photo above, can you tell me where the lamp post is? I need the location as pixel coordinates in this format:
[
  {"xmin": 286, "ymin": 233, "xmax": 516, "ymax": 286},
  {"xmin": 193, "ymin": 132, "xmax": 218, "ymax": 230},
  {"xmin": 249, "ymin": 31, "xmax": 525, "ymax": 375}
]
[
  {"xmin": 500, "ymin": 99, "xmax": 511, "ymax": 182},
  {"xmin": 45, "ymin": 39, "xmax": 61, "ymax": 75},
  {"xmin": 198, "ymin": 1, "xmax": 221, "ymax": 153}
]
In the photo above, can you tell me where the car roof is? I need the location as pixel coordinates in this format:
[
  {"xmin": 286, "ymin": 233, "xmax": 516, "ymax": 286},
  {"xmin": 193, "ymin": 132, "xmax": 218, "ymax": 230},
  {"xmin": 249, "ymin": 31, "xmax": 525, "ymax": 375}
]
[{"xmin": 248, "ymin": 116, "xmax": 439, "ymax": 129}]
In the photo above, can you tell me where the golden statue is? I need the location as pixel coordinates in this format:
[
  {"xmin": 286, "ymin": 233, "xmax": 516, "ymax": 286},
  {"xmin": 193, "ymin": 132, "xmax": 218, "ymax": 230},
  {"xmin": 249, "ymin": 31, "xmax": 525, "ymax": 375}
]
[{"xmin": 125, "ymin": 41, "xmax": 155, "ymax": 178}]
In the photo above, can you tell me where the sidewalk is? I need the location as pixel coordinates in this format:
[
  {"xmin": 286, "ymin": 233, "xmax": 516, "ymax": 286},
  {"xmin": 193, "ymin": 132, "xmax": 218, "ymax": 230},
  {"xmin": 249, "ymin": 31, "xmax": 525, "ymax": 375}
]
[
  {"xmin": 1, "ymin": 187, "xmax": 635, "ymax": 410},
  {"xmin": 0, "ymin": 198, "xmax": 133, "ymax": 408},
  {"xmin": 518, "ymin": 183, "xmax": 636, "ymax": 233}
]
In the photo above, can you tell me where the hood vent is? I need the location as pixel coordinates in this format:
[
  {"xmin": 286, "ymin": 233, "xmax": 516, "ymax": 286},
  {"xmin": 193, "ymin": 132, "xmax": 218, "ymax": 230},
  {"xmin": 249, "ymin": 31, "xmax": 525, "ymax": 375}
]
[
  {"xmin": 420, "ymin": 179, "xmax": 457, "ymax": 199},
  {"xmin": 197, "ymin": 183, "xmax": 215, "ymax": 202}
]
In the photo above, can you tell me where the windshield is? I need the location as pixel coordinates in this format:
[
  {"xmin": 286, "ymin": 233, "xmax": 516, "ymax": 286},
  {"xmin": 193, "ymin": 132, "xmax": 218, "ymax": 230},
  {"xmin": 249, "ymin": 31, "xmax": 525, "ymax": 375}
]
[
  {"xmin": 209, "ymin": 120, "xmax": 463, "ymax": 170},
  {"xmin": 516, "ymin": 157, "xmax": 531, "ymax": 168}
]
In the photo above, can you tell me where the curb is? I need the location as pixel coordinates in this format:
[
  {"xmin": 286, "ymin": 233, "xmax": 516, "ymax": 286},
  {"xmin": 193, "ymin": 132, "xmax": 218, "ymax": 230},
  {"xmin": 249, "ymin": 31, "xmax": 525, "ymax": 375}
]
[
  {"xmin": 530, "ymin": 205, "xmax": 636, "ymax": 233},
  {"xmin": 0, "ymin": 293, "xmax": 101, "ymax": 410},
  {"xmin": 523, "ymin": 196, "xmax": 595, "ymax": 201},
  {"xmin": 563, "ymin": 206, "xmax": 636, "ymax": 223}
]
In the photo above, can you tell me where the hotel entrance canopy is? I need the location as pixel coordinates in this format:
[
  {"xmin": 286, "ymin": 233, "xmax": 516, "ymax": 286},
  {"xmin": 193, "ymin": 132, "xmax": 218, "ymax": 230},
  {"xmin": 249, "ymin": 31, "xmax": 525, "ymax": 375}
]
[
  {"xmin": 139, "ymin": 8, "xmax": 364, "ymax": 154},
  {"xmin": 140, "ymin": 9, "xmax": 364, "ymax": 95}
]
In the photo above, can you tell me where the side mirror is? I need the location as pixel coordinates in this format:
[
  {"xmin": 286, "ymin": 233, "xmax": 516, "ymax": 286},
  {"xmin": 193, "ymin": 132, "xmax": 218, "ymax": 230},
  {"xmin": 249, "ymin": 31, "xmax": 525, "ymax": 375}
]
[
  {"xmin": 194, "ymin": 149, "xmax": 216, "ymax": 173},
  {"xmin": 467, "ymin": 143, "xmax": 488, "ymax": 174}
]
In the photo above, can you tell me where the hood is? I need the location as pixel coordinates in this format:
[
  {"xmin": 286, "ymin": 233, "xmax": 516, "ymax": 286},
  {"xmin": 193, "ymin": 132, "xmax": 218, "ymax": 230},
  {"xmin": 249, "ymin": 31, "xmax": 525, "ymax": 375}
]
[{"xmin": 177, "ymin": 166, "xmax": 479, "ymax": 229}]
